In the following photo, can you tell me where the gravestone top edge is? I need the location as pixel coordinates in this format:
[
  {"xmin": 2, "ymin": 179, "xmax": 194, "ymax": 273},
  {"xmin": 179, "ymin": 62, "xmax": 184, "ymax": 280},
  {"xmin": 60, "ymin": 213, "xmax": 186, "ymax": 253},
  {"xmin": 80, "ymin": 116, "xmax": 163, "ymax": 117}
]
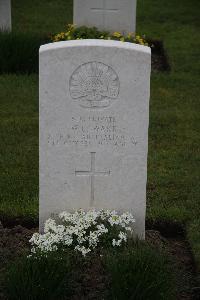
[{"xmin": 39, "ymin": 40, "xmax": 151, "ymax": 55}]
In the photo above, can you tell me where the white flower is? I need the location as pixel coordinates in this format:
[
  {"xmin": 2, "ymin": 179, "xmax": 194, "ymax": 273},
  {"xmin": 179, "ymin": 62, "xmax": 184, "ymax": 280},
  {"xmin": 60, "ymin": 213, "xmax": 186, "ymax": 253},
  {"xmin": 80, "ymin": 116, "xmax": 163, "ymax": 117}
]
[
  {"xmin": 75, "ymin": 245, "xmax": 91, "ymax": 256},
  {"xmin": 119, "ymin": 231, "xmax": 127, "ymax": 242},
  {"xmin": 88, "ymin": 231, "xmax": 99, "ymax": 248},
  {"xmin": 29, "ymin": 209, "xmax": 135, "ymax": 257},
  {"xmin": 44, "ymin": 218, "xmax": 57, "ymax": 233},
  {"xmin": 125, "ymin": 226, "xmax": 132, "ymax": 232},
  {"xmin": 96, "ymin": 224, "xmax": 108, "ymax": 234},
  {"xmin": 121, "ymin": 212, "xmax": 135, "ymax": 225},
  {"xmin": 62, "ymin": 234, "xmax": 73, "ymax": 246},
  {"xmin": 108, "ymin": 214, "xmax": 121, "ymax": 226},
  {"xmin": 112, "ymin": 239, "xmax": 121, "ymax": 247}
]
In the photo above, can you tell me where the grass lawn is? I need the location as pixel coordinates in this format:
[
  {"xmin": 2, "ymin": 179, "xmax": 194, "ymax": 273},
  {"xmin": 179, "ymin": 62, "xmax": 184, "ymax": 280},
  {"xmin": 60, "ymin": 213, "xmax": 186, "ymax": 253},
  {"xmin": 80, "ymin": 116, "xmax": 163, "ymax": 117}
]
[
  {"xmin": 0, "ymin": 0, "xmax": 199, "ymax": 269},
  {"xmin": 12, "ymin": 0, "xmax": 73, "ymax": 35},
  {"xmin": 0, "ymin": 75, "xmax": 38, "ymax": 221}
]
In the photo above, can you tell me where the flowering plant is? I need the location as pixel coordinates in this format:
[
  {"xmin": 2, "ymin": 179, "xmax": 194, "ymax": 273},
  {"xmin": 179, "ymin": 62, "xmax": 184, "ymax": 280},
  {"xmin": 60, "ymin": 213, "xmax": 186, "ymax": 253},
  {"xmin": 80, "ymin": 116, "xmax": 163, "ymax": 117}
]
[
  {"xmin": 29, "ymin": 209, "xmax": 135, "ymax": 257},
  {"xmin": 52, "ymin": 24, "xmax": 149, "ymax": 46}
]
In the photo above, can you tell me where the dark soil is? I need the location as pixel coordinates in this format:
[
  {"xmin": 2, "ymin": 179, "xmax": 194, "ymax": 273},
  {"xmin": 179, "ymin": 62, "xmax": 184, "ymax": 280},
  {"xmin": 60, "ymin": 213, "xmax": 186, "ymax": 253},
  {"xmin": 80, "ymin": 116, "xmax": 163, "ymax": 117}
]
[
  {"xmin": 149, "ymin": 39, "xmax": 171, "ymax": 72},
  {"xmin": 146, "ymin": 230, "xmax": 198, "ymax": 300},
  {"xmin": 0, "ymin": 223, "xmax": 36, "ymax": 300},
  {"xmin": 71, "ymin": 256, "xmax": 108, "ymax": 300},
  {"xmin": 0, "ymin": 222, "xmax": 198, "ymax": 300},
  {"xmin": 0, "ymin": 215, "xmax": 39, "ymax": 230}
]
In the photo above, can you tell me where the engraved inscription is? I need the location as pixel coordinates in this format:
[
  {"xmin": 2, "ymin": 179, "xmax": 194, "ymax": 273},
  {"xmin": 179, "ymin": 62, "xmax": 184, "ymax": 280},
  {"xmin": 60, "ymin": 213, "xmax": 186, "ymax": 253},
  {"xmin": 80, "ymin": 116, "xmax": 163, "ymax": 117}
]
[
  {"xmin": 69, "ymin": 62, "xmax": 120, "ymax": 109},
  {"xmin": 75, "ymin": 152, "xmax": 110, "ymax": 206},
  {"xmin": 47, "ymin": 115, "xmax": 138, "ymax": 148}
]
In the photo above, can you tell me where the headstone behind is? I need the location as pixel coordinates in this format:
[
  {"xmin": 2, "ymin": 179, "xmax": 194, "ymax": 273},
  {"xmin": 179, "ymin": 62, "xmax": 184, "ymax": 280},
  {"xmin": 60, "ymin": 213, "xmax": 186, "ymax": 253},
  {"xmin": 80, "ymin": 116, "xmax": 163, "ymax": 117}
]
[
  {"xmin": 0, "ymin": 0, "xmax": 11, "ymax": 32},
  {"xmin": 39, "ymin": 40, "xmax": 151, "ymax": 238},
  {"xmin": 74, "ymin": 0, "xmax": 137, "ymax": 34}
]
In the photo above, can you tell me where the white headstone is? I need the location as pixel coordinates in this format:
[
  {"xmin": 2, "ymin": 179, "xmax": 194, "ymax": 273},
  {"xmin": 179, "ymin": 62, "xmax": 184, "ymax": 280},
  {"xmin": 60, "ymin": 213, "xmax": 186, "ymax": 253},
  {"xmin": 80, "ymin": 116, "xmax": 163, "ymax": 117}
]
[
  {"xmin": 74, "ymin": 0, "xmax": 137, "ymax": 34},
  {"xmin": 39, "ymin": 40, "xmax": 151, "ymax": 238},
  {"xmin": 0, "ymin": 0, "xmax": 11, "ymax": 32}
]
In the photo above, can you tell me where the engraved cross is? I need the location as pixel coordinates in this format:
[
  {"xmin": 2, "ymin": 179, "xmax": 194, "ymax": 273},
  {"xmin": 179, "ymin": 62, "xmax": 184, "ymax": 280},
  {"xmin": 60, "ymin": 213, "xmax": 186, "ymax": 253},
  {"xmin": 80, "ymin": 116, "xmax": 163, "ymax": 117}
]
[
  {"xmin": 91, "ymin": 0, "xmax": 119, "ymax": 29},
  {"xmin": 75, "ymin": 152, "xmax": 110, "ymax": 206}
]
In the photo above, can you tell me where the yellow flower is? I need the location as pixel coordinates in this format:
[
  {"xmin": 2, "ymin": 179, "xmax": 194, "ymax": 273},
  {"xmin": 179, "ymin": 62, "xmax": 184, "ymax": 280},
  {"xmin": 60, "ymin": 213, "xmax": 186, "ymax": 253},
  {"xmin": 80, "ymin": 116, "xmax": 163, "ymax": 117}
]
[
  {"xmin": 67, "ymin": 24, "xmax": 75, "ymax": 29},
  {"xmin": 127, "ymin": 32, "xmax": 134, "ymax": 39},
  {"xmin": 53, "ymin": 24, "xmax": 148, "ymax": 47},
  {"xmin": 112, "ymin": 31, "xmax": 122, "ymax": 38}
]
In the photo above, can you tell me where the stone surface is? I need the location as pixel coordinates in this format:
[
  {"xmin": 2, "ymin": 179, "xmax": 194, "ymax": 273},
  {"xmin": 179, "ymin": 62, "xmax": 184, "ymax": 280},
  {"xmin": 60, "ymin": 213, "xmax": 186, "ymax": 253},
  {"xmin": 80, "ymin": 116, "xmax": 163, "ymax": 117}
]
[
  {"xmin": 74, "ymin": 0, "xmax": 137, "ymax": 34},
  {"xmin": 39, "ymin": 40, "xmax": 151, "ymax": 238},
  {"xmin": 0, "ymin": 0, "xmax": 11, "ymax": 31}
]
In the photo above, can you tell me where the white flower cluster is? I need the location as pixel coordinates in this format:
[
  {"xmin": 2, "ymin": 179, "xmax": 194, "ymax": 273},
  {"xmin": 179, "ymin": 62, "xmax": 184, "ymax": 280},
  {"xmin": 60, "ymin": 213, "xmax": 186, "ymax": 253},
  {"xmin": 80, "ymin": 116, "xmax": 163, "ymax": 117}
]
[{"xmin": 29, "ymin": 209, "xmax": 135, "ymax": 257}]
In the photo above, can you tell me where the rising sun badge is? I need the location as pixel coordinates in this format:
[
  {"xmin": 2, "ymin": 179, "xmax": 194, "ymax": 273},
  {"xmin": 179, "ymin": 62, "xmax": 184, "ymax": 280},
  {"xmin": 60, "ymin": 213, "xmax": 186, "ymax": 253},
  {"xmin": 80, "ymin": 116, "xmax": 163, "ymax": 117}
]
[{"xmin": 69, "ymin": 61, "xmax": 120, "ymax": 108}]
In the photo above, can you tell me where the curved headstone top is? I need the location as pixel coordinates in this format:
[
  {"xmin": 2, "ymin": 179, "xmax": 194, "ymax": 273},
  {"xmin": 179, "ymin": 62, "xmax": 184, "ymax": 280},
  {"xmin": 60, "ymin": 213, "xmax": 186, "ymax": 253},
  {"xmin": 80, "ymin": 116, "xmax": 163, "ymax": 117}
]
[
  {"xmin": 40, "ymin": 39, "xmax": 150, "ymax": 55},
  {"xmin": 39, "ymin": 39, "xmax": 151, "ymax": 239}
]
